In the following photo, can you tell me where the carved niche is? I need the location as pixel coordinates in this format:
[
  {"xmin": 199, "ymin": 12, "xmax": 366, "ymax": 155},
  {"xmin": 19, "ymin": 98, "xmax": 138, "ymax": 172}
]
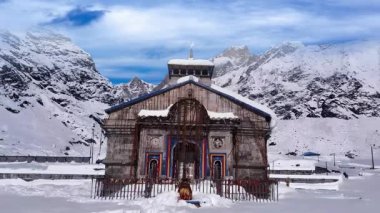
[
  {"xmin": 211, "ymin": 136, "xmax": 224, "ymax": 149},
  {"xmin": 147, "ymin": 135, "xmax": 162, "ymax": 149}
]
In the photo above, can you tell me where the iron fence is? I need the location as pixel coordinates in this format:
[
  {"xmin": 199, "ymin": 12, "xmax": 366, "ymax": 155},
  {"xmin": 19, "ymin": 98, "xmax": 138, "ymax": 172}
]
[{"xmin": 92, "ymin": 177, "xmax": 278, "ymax": 202}]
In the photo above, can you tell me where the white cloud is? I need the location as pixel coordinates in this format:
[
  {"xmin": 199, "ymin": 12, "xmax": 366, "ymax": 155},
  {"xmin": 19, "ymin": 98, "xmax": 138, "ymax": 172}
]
[
  {"xmin": 0, "ymin": 0, "xmax": 71, "ymax": 32},
  {"xmin": 1, "ymin": 0, "xmax": 379, "ymax": 83}
]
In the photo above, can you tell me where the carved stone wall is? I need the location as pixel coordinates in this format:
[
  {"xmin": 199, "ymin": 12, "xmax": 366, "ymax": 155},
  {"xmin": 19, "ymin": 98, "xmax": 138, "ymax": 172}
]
[{"xmin": 137, "ymin": 128, "xmax": 166, "ymax": 177}]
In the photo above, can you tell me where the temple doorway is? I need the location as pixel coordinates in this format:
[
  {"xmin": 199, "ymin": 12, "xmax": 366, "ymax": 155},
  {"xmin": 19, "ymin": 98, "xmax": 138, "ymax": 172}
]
[{"xmin": 172, "ymin": 142, "xmax": 200, "ymax": 179}]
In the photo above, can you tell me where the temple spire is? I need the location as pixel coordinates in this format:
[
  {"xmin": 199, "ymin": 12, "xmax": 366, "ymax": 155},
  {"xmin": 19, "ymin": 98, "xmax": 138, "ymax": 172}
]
[{"xmin": 189, "ymin": 42, "xmax": 194, "ymax": 59}]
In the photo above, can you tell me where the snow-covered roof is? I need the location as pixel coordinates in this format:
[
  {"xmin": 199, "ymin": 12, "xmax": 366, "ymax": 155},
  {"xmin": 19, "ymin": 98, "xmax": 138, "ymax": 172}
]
[
  {"xmin": 107, "ymin": 75, "xmax": 277, "ymax": 128},
  {"xmin": 138, "ymin": 104, "xmax": 239, "ymax": 120},
  {"xmin": 209, "ymin": 82, "xmax": 277, "ymax": 128},
  {"xmin": 168, "ymin": 58, "xmax": 214, "ymax": 66}
]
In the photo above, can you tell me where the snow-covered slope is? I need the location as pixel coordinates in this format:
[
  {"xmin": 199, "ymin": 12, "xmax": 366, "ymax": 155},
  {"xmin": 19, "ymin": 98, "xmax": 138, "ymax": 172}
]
[
  {"xmin": 213, "ymin": 41, "xmax": 380, "ymax": 120},
  {"xmin": 0, "ymin": 30, "xmax": 116, "ymax": 155},
  {"xmin": 269, "ymin": 117, "xmax": 380, "ymax": 160},
  {"xmin": 212, "ymin": 41, "xmax": 380, "ymax": 158},
  {"xmin": 0, "ymin": 30, "xmax": 154, "ymax": 156},
  {"xmin": 1, "ymin": 29, "xmax": 379, "ymax": 159}
]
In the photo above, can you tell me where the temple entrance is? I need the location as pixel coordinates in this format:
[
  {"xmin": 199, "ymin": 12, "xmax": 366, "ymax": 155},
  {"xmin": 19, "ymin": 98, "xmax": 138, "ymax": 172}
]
[
  {"xmin": 148, "ymin": 159, "xmax": 158, "ymax": 178},
  {"xmin": 172, "ymin": 142, "xmax": 200, "ymax": 179},
  {"xmin": 166, "ymin": 98, "xmax": 209, "ymax": 179}
]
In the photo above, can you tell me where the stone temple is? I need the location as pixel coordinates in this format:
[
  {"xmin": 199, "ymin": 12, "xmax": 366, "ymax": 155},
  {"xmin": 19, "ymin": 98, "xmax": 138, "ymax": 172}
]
[{"xmin": 102, "ymin": 52, "xmax": 275, "ymax": 181}]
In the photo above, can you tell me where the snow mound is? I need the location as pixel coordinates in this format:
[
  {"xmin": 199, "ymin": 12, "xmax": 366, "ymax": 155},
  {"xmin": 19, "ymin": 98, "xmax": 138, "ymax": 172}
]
[
  {"xmin": 132, "ymin": 191, "xmax": 232, "ymax": 212},
  {"xmin": 192, "ymin": 191, "xmax": 233, "ymax": 208}
]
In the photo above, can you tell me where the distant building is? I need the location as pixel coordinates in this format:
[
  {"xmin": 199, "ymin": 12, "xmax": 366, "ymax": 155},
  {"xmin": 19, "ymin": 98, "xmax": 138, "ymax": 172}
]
[{"xmin": 102, "ymin": 52, "xmax": 275, "ymax": 180}]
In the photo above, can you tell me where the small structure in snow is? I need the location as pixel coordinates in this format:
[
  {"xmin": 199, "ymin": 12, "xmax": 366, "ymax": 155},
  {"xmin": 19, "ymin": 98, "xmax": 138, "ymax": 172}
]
[
  {"xmin": 286, "ymin": 151, "xmax": 297, "ymax": 156},
  {"xmin": 303, "ymin": 152, "xmax": 320, "ymax": 156},
  {"xmin": 270, "ymin": 159, "xmax": 317, "ymax": 175},
  {"xmin": 178, "ymin": 178, "xmax": 192, "ymax": 200}
]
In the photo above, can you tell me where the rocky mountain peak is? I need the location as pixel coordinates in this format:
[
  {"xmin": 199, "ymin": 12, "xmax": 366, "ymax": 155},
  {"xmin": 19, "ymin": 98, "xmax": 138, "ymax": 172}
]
[
  {"xmin": 218, "ymin": 45, "xmax": 251, "ymax": 58},
  {"xmin": 213, "ymin": 41, "xmax": 380, "ymax": 120},
  {"xmin": 273, "ymin": 41, "xmax": 304, "ymax": 52},
  {"xmin": 0, "ymin": 30, "xmax": 155, "ymax": 156},
  {"xmin": 0, "ymin": 30, "xmax": 114, "ymax": 102},
  {"xmin": 26, "ymin": 29, "xmax": 71, "ymax": 43},
  {"xmin": 0, "ymin": 31, "xmax": 21, "ymax": 47},
  {"xmin": 263, "ymin": 42, "xmax": 302, "ymax": 59},
  {"xmin": 212, "ymin": 45, "xmax": 257, "ymax": 77},
  {"xmin": 129, "ymin": 76, "xmax": 144, "ymax": 86},
  {"xmin": 112, "ymin": 77, "xmax": 155, "ymax": 103}
]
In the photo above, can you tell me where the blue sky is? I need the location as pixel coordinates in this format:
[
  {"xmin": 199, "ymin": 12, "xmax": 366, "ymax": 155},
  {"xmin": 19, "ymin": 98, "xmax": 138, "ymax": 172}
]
[{"xmin": 0, "ymin": 0, "xmax": 379, "ymax": 84}]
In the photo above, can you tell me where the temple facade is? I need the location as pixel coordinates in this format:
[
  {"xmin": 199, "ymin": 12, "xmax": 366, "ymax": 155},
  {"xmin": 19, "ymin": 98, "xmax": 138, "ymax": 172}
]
[{"xmin": 102, "ymin": 54, "xmax": 275, "ymax": 181}]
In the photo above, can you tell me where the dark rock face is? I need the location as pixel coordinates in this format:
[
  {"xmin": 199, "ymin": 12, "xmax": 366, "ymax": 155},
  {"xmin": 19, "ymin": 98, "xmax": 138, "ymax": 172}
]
[
  {"xmin": 213, "ymin": 41, "xmax": 380, "ymax": 120},
  {"xmin": 5, "ymin": 107, "xmax": 20, "ymax": 113}
]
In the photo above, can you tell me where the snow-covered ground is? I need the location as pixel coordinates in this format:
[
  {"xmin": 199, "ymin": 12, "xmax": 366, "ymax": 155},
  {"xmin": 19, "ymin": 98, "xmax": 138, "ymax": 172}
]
[
  {"xmin": 0, "ymin": 91, "xmax": 109, "ymax": 157},
  {"xmin": 0, "ymin": 162, "xmax": 104, "ymax": 175},
  {"xmin": 270, "ymin": 159, "xmax": 317, "ymax": 171},
  {"xmin": 0, "ymin": 159, "xmax": 380, "ymax": 213},
  {"xmin": 269, "ymin": 117, "xmax": 380, "ymax": 160}
]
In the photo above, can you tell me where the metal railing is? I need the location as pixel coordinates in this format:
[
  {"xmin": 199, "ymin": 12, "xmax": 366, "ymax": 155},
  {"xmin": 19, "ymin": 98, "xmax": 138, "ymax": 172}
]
[{"xmin": 92, "ymin": 177, "xmax": 278, "ymax": 202}]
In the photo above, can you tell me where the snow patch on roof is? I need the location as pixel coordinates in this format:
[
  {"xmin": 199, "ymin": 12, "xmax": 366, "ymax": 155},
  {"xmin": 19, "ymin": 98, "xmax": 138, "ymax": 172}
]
[
  {"xmin": 176, "ymin": 75, "xmax": 199, "ymax": 84},
  {"xmin": 138, "ymin": 104, "xmax": 239, "ymax": 120},
  {"xmin": 207, "ymin": 111, "xmax": 238, "ymax": 120},
  {"xmin": 168, "ymin": 58, "xmax": 214, "ymax": 66},
  {"xmin": 138, "ymin": 105, "xmax": 172, "ymax": 118}
]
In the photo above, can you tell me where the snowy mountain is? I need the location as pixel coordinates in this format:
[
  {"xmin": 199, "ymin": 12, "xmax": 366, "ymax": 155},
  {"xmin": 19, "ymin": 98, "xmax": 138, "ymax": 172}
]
[
  {"xmin": 211, "ymin": 46, "xmax": 257, "ymax": 78},
  {"xmin": 213, "ymin": 41, "xmax": 380, "ymax": 120},
  {"xmin": 0, "ymin": 30, "xmax": 153, "ymax": 156},
  {"xmin": 1, "ymin": 29, "xmax": 378, "ymax": 158},
  {"xmin": 212, "ymin": 42, "xmax": 380, "ymax": 158},
  {"xmin": 112, "ymin": 77, "xmax": 155, "ymax": 103}
]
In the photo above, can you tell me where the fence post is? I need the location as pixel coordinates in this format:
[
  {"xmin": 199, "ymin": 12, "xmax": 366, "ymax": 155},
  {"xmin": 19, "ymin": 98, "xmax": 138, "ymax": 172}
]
[{"xmin": 276, "ymin": 182, "xmax": 279, "ymax": 201}]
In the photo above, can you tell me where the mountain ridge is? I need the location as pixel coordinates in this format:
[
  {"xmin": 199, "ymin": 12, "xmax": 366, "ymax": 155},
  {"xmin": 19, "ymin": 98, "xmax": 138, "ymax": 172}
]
[
  {"xmin": 1, "ymin": 29, "xmax": 379, "ymax": 158},
  {"xmin": 212, "ymin": 40, "xmax": 380, "ymax": 120},
  {"xmin": 0, "ymin": 30, "xmax": 155, "ymax": 155}
]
